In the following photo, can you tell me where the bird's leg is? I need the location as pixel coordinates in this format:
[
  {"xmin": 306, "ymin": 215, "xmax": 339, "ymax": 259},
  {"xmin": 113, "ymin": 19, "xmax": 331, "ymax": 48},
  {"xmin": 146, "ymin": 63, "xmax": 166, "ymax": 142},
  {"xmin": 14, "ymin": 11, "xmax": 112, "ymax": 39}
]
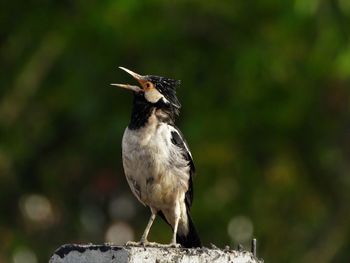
[
  {"xmin": 144, "ymin": 205, "xmax": 181, "ymax": 248},
  {"xmin": 140, "ymin": 211, "xmax": 156, "ymax": 244},
  {"xmin": 126, "ymin": 209, "xmax": 157, "ymax": 247},
  {"xmin": 169, "ymin": 201, "xmax": 181, "ymax": 247}
]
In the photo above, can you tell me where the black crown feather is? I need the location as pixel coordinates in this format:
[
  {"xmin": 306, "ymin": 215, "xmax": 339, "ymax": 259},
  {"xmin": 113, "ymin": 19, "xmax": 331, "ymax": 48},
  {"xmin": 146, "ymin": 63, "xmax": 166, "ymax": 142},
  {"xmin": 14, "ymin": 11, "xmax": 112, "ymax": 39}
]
[{"xmin": 146, "ymin": 75, "xmax": 181, "ymax": 111}]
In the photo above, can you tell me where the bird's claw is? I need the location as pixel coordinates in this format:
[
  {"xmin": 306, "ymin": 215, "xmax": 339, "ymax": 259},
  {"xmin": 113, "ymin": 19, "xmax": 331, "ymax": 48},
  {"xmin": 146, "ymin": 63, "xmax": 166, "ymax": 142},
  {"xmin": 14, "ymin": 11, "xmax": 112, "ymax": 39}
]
[
  {"xmin": 133, "ymin": 242, "xmax": 181, "ymax": 248},
  {"xmin": 126, "ymin": 240, "xmax": 165, "ymax": 247},
  {"xmin": 125, "ymin": 241, "xmax": 142, "ymax": 247},
  {"xmin": 142, "ymin": 241, "xmax": 160, "ymax": 247},
  {"xmin": 169, "ymin": 243, "xmax": 181, "ymax": 248},
  {"xmin": 152, "ymin": 242, "xmax": 181, "ymax": 248}
]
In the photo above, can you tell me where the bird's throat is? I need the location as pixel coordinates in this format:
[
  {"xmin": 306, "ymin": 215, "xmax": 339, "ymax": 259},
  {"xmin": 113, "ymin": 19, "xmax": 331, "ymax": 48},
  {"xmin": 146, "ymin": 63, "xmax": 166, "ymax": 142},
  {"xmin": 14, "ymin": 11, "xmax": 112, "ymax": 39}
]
[
  {"xmin": 128, "ymin": 98, "xmax": 154, "ymax": 130},
  {"xmin": 128, "ymin": 96, "xmax": 175, "ymax": 130}
]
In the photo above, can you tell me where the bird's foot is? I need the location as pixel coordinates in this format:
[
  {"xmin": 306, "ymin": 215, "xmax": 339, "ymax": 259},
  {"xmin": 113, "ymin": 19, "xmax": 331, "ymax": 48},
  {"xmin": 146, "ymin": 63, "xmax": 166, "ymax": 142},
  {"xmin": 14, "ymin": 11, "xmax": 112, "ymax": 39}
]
[
  {"xmin": 125, "ymin": 240, "xmax": 181, "ymax": 248},
  {"xmin": 142, "ymin": 241, "xmax": 161, "ymax": 247},
  {"xmin": 167, "ymin": 237, "xmax": 181, "ymax": 248},
  {"xmin": 168, "ymin": 243, "xmax": 181, "ymax": 248},
  {"xmin": 126, "ymin": 240, "xmax": 162, "ymax": 247},
  {"xmin": 153, "ymin": 242, "xmax": 181, "ymax": 248},
  {"xmin": 125, "ymin": 241, "xmax": 143, "ymax": 247}
]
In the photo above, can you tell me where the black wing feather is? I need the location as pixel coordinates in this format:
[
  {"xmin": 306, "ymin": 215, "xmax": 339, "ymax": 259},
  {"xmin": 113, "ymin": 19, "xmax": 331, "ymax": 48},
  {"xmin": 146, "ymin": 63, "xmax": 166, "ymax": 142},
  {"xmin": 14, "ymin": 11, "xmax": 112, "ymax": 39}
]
[{"xmin": 170, "ymin": 127, "xmax": 195, "ymax": 208}]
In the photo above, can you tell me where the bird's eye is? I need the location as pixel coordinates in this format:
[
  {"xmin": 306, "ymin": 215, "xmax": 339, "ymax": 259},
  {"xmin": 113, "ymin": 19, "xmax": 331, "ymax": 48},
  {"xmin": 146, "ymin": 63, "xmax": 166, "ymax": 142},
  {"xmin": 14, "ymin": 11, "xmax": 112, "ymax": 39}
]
[{"xmin": 146, "ymin": 83, "xmax": 151, "ymax": 88}]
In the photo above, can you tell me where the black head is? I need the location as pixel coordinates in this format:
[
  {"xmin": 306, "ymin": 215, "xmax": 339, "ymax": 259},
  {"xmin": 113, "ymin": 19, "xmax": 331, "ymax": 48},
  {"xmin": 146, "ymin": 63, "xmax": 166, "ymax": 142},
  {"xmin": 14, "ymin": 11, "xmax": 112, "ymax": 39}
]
[
  {"xmin": 112, "ymin": 67, "xmax": 181, "ymax": 129},
  {"xmin": 143, "ymin": 75, "xmax": 181, "ymax": 111}
]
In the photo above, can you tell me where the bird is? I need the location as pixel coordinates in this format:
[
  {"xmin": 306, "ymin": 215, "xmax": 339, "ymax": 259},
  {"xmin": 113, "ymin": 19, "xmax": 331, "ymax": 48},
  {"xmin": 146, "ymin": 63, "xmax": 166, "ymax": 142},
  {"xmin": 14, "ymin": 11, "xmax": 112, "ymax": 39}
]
[{"xmin": 111, "ymin": 66, "xmax": 201, "ymax": 248}]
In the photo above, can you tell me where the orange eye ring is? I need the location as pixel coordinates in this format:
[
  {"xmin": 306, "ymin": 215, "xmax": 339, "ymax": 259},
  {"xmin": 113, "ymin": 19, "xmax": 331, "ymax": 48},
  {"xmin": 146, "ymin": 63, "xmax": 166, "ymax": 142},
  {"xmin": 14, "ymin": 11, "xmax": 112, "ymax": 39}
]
[{"xmin": 144, "ymin": 82, "xmax": 154, "ymax": 90}]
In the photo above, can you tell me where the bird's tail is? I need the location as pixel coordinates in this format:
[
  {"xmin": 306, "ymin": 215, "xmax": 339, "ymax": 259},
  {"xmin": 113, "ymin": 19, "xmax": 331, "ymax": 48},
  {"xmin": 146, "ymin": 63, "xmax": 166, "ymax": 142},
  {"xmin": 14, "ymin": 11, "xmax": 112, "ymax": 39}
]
[{"xmin": 176, "ymin": 211, "xmax": 201, "ymax": 248}]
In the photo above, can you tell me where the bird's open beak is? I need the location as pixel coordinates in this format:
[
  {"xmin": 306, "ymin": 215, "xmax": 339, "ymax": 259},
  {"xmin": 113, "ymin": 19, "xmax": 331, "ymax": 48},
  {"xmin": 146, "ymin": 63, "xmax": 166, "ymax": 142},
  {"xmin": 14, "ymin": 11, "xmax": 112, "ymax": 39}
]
[{"xmin": 111, "ymin": 66, "xmax": 147, "ymax": 93}]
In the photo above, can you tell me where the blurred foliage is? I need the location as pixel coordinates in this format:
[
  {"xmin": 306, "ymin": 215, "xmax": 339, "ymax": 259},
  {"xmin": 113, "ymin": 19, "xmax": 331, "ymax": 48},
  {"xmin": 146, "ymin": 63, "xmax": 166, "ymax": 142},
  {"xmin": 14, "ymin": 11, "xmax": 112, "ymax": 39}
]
[{"xmin": 1, "ymin": 0, "xmax": 350, "ymax": 262}]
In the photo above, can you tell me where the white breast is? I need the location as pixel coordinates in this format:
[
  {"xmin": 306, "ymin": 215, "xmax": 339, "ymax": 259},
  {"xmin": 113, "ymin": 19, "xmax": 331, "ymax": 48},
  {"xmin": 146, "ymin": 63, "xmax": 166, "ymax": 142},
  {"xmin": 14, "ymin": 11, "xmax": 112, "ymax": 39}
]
[{"xmin": 122, "ymin": 113, "xmax": 190, "ymax": 210}]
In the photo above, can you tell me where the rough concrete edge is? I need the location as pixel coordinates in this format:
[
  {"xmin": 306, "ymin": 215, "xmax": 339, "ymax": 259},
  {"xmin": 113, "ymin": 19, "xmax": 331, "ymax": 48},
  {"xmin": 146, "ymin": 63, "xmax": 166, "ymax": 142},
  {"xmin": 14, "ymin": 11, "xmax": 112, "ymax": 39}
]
[
  {"xmin": 49, "ymin": 244, "xmax": 125, "ymax": 263},
  {"xmin": 49, "ymin": 244, "xmax": 264, "ymax": 263}
]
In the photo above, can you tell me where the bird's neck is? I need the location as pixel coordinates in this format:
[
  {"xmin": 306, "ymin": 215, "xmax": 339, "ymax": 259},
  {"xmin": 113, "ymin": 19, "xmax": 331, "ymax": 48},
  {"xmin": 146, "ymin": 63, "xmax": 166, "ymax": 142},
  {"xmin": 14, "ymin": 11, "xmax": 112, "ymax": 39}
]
[
  {"xmin": 128, "ymin": 98, "xmax": 154, "ymax": 130},
  {"xmin": 128, "ymin": 96, "xmax": 176, "ymax": 130}
]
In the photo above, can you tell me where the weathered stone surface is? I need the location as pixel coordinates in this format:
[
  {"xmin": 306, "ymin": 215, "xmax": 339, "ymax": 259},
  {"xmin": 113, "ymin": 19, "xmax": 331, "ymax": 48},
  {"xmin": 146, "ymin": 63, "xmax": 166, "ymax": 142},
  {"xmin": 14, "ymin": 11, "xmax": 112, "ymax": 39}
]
[{"xmin": 49, "ymin": 244, "xmax": 263, "ymax": 263}]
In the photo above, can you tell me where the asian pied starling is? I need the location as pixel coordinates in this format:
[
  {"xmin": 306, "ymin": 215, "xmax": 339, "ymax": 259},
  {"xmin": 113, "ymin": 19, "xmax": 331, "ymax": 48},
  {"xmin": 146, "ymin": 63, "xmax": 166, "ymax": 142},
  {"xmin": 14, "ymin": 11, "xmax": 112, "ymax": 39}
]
[{"xmin": 111, "ymin": 67, "xmax": 201, "ymax": 248}]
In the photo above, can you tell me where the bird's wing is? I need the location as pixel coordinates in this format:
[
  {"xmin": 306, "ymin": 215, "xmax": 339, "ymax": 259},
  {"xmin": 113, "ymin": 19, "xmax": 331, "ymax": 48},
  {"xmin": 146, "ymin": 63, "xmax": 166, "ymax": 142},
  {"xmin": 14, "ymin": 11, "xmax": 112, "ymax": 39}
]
[
  {"xmin": 169, "ymin": 125, "xmax": 195, "ymax": 208},
  {"xmin": 124, "ymin": 173, "xmax": 146, "ymax": 206}
]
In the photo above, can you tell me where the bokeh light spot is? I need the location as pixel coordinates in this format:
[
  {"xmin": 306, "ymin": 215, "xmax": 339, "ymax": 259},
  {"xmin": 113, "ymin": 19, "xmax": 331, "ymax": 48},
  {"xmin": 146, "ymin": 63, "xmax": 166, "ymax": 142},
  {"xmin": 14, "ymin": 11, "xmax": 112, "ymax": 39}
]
[
  {"xmin": 12, "ymin": 247, "xmax": 37, "ymax": 263},
  {"xmin": 19, "ymin": 194, "xmax": 53, "ymax": 224},
  {"xmin": 227, "ymin": 215, "xmax": 254, "ymax": 244},
  {"xmin": 105, "ymin": 221, "xmax": 134, "ymax": 245}
]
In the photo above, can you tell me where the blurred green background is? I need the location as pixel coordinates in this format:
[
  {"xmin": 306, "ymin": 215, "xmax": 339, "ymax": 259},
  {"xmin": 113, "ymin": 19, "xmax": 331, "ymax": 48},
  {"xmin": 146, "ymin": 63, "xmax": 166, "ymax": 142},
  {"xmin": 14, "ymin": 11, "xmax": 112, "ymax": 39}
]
[{"xmin": 1, "ymin": 0, "xmax": 350, "ymax": 262}]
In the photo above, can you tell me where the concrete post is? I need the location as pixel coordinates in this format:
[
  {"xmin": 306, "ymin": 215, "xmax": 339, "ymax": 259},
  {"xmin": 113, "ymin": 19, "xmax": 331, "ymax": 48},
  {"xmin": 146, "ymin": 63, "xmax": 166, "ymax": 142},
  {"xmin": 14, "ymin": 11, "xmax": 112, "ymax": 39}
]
[{"xmin": 49, "ymin": 244, "xmax": 263, "ymax": 263}]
